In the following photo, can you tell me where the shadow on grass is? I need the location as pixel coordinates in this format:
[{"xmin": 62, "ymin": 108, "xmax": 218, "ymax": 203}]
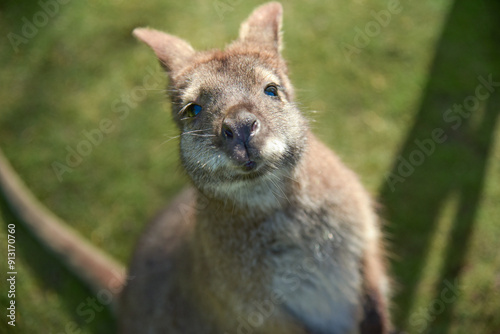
[
  {"xmin": 0, "ymin": 195, "xmax": 115, "ymax": 334},
  {"xmin": 379, "ymin": 0, "xmax": 500, "ymax": 333}
]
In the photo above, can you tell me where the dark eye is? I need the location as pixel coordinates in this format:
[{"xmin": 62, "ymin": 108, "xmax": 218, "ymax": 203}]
[
  {"xmin": 185, "ymin": 103, "xmax": 202, "ymax": 117},
  {"xmin": 264, "ymin": 84, "xmax": 278, "ymax": 97}
]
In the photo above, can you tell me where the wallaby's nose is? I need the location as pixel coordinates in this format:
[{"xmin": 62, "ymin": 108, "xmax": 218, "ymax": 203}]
[
  {"xmin": 222, "ymin": 110, "xmax": 259, "ymax": 143},
  {"xmin": 221, "ymin": 109, "xmax": 260, "ymax": 166}
]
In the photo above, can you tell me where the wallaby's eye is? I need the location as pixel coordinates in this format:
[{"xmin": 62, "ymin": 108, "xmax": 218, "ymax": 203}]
[
  {"xmin": 264, "ymin": 84, "xmax": 279, "ymax": 97},
  {"xmin": 185, "ymin": 103, "xmax": 202, "ymax": 118}
]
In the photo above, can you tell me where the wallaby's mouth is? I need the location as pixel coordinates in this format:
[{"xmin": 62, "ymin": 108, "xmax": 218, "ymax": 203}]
[
  {"xmin": 234, "ymin": 170, "xmax": 265, "ymax": 181},
  {"xmin": 230, "ymin": 159, "xmax": 264, "ymax": 179},
  {"xmin": 228, "ymin": 157, "xmax": 282, "ymax": 182},
  {"xmin": 242, "ymin": 160, "xmax": 257, "ymax": 171},
  {"xmin": 218, "ymin": 133, "xmax": 297, "ymax": 183}
]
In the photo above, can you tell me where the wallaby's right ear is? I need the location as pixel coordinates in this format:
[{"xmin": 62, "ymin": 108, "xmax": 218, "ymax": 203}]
[
  {"xmin": 238, "ymin": 2, "xmax": 283, "ymax": 52},
  {"xmin": 133, "ymin": 28, "xmax": 195, "ymax": 74}
]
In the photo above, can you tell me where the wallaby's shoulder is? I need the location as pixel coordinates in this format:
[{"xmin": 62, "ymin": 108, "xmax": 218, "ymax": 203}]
[{"xmin": 118, "ymin": 187, "xmax": 203, "ymax": 332}]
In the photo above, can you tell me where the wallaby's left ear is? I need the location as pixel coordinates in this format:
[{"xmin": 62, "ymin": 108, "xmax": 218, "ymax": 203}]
[
  {"xmin": 238, "ymin": 2, "xmax": 283, "ymax": 52},
  {"xmin": 133, "ymin": 28, "xmax": 195, "ymax": 74}
]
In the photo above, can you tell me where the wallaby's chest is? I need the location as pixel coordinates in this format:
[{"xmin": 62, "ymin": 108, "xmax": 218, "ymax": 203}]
[{"xmin": 193, "ymin": 208, "xmax": 362, "ymax": 333}]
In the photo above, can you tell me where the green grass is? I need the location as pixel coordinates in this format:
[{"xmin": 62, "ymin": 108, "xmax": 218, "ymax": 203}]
[{"xmin": 0, "ymin": 0, "xmax": 499, "ymax": 333}]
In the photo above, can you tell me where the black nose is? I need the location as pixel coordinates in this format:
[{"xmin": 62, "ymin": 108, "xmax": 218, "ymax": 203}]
[
  {"xmin": 221, "ymin": 109, "xmax": 260, "ymax": 164},
  {"xmin": 221, "ymin": 111, "xmax": 259, "ymax": 143}
]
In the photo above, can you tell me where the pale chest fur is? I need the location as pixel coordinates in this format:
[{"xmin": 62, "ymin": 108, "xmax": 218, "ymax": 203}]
[{"xmin": 191, "ymin": 199, "xmax": 366, "ymax": 334}]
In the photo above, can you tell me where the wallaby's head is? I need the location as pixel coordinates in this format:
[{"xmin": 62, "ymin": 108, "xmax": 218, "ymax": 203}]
[{"xmin": 134, "ymin": 2, "xmax": 308, "ymax": 207}]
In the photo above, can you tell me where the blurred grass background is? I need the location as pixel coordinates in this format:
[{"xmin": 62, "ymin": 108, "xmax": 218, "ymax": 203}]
[{"xmin": 0, "ymin": 0, "xmax": 499, "ymax": 333}]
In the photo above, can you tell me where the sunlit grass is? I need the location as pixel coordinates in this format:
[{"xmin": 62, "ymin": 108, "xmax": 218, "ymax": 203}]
[{"xmin": 1, "ymin": 1, "xmax": 499, "ymax": 333}]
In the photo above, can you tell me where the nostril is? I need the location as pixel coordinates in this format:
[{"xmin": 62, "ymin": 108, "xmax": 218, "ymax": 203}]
[
  {"xmin": 223, "ymin": 125, "xmax": 234, "ymax": 139},
  {"xmin": 250, "ymin": 120, "xmax": 259, "ymax": 135}
]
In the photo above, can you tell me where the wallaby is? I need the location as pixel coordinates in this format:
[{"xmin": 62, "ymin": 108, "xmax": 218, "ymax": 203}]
[{"xmin": 0, "ymin": 2, "xmax": 390, "ymax": 334}]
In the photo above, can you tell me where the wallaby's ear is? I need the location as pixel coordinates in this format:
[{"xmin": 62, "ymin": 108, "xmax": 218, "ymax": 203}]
[
  {"xmin": 133, "ymin": 28, "xmax": 195, "ymax": 74},
  {"xmin": 238, "ymin": 2, "xmax": 283, "ymax": 52}
]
